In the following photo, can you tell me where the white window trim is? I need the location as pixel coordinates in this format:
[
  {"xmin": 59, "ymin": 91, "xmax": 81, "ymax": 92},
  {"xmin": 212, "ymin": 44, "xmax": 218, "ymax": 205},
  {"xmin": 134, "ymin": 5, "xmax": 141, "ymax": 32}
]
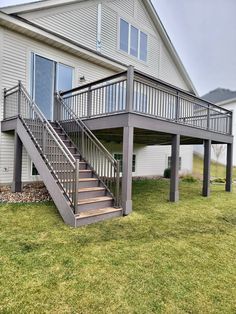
[{"xmin": 118, "ymin": 17, "xmax": 148, "ymax": 64}]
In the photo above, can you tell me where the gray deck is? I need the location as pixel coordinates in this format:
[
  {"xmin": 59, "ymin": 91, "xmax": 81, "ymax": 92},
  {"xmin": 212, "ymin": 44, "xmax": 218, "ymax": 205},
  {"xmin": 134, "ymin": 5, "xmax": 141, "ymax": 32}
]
[{"xmin": 1, "ymin": 67, "xmax": 234, "ymax": 226}]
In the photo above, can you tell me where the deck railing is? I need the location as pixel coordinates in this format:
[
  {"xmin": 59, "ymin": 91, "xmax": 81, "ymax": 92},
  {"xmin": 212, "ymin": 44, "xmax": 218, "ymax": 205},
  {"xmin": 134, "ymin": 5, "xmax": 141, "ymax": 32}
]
[{"xmin": 59, "ymin": 67, "xmax": 232, "ymax": 135}]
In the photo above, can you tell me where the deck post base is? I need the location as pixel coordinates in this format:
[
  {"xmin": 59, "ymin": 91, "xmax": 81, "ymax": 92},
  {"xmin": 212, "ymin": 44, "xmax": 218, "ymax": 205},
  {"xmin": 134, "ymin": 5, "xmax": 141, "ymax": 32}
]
[
  {"xmin": 202, "ymin": 139, "xmax": 211, "ymax": 197},
  {"xmin": 11, "ymin": 131, "xmax": 23, "ymax": 193},
  {"xmin": 226, "ymin": 143, "xmax": 233, "ymax": 192},
  {"xmin": 169, "ymin": 134, "xmax": 180, "ymax": 202},
  {"xmin": 122, "ymin": 126, "xmax": 134, "ymax": 215}
]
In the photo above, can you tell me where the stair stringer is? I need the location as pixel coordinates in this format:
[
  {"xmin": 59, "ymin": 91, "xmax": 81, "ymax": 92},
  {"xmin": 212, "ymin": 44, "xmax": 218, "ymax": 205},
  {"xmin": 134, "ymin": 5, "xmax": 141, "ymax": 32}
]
[{"xmin": 16, "ymin": 118, "xmax": 76, "ymax": 227}]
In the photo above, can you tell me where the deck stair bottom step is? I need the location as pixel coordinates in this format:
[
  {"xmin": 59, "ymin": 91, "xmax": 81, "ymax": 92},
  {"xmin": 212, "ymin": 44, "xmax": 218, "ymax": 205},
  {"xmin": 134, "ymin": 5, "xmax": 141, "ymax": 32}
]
[{"xmin": 76, "ymin": 207, "xmax": 123, "ymax": 227}]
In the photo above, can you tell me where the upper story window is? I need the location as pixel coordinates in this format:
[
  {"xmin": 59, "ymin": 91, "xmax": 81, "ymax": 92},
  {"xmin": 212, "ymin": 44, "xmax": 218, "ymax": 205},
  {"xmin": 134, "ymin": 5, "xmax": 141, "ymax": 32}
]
[{"xmin": 119, "ymin": 19, "xmax": 148, "ymax": 62}]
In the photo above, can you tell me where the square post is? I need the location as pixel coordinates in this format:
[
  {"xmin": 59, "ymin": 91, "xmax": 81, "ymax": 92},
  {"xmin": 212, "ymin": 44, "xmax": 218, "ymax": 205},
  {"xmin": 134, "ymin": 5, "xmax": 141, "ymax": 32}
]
[
  {"xmin": 202, "ymin": 139, "xmax": 211, "ymax": 197},
  {"xmin": 11, "ymin": 132, "xmax": 23, "ymax": 192},
  {"xmin": 126, "ymin": 65, "xmax": 134, "ymax": 113},
  {"xmin": 226, "ymin": 143, "xmax": 233, "ymax": 192},
  {"xmin": 170, "ymin": 134, "xmax": 180, "ymax": 202},
  {"xmin": 122, "ymin": 126, "xmax": 134, "ymax": 215}
]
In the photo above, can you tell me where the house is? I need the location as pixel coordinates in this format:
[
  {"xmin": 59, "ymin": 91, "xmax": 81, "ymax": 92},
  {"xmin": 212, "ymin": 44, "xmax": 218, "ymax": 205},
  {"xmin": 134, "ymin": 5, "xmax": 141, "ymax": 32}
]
[
  {"xmin": 194, "ymin": 88, "xmax": 236, "ymax": 166},
  {"xmin": 0, "ymin": 0, "xmax": 233, "ymax": 227}
]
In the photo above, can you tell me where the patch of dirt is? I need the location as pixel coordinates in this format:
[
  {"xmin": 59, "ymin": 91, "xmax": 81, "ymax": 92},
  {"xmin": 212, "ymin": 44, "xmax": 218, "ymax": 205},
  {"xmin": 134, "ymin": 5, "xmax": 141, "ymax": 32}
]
[{"xmin": 0, "ymin": 182, "xmax": 51, "ymax": 203}]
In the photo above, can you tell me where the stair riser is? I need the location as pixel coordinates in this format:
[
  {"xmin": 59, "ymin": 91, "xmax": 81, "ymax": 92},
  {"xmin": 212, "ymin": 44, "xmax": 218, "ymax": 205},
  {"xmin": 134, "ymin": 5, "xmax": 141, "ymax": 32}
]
[
  {"xmin": 78, "ymin": 199, "xmax": 113, "ymax": 212},
  {"xmin": 79, "ymin": 163, "xmax": 87, "ymax": 170},
  {"xmin": 79, "ymin": 171, "xmax": 93, "ymax": 178},
  {"xmin": 63, "ymin": 141, "xmax": 73, "ymax": 148},
  {"xmin": 58, "ymin": 134, "xmax": 67, "ymax": 141},
  {"xmin": 52, "ymin": 128, "xmax": 63, "ymax": 135},
  {"xmin": 78, "ymin": 190, "xmax": 106, "ymax": 200},
  {"xmin": 79, "ymin": 180, "xmax": 99, "ymax": 188},
  {"xmin": 51, "ymin": 164, "xmax": 75, "ymax": 171},
  {"xmin": 46, "ymin": 146, "xmax": 77, "ymax": 154},
  {"xmin": 76, "ymin": 210, "xmax": 122, "ymax": 227}
]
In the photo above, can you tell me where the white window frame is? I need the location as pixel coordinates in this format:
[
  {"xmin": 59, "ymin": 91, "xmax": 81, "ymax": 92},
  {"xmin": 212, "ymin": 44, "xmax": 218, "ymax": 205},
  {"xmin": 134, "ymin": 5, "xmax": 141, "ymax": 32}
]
[
  {"xmin": 118, "ymin": 18, "xmax": 148, "ymax": 63},
  {"xmin": 114, "ymin": 153, "xmax": 136, "ymax": 173}
]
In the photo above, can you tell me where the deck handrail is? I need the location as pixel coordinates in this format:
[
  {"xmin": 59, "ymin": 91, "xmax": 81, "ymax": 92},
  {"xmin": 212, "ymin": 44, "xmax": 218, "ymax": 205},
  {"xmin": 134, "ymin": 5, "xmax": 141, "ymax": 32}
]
[{"xmin": 55, "ymin": 93, "xmax": 121, "ymax": 207}]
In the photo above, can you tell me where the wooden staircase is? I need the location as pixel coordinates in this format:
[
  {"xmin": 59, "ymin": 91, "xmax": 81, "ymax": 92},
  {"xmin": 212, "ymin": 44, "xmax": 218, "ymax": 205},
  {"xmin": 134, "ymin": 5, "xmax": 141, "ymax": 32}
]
[
  {"xmin": 50, "ymin": 122, "xmax": 123, "ymax": 227},
  {"xmin": 3, "ymin": 82, "xmax": 122, "ymax": 227}
]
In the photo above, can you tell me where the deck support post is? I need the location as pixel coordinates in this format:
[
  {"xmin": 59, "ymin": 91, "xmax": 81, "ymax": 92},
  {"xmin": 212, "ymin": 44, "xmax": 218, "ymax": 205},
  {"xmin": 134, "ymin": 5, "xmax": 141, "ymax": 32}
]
[
  {"xmin": 11, "ymin": 132, "xmax": 23, "ymax": 193},
  {"xmin": 170, "ymin": 134, "xmax": 180, "ymax": 202},
  {"xmin": 202, "ymin": 139, "xmax": 211, "ymax": 197},
  {"xmin": 226, "ymin": 143, "xmax": 233, "ymax": 192},
  {"xmin": 122, "ymin": 126, "xmax": 134, "ymax": 215}
]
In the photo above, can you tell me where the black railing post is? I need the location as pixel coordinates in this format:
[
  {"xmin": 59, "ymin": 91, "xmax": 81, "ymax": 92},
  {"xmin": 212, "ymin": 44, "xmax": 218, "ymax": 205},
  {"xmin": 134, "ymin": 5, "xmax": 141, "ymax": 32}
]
[
  {"xmin": 18, "ymin": 80, "xmax": 21, "ymax": 116},
  {"xmin": 87, "ymin": 86, "xmax": 92, "ymax": 118},
  {"xmin": 115, "ymin": 160, "xmax": 120, "ymax": 208},
  {"xmin": 3, "ymin": 88, "xmax": 7, "ymax": 120},
  {"xmin": 207, "ymin": 104, "xmax": 210, "ymax": 130},
  {"xmin": 42, "ymin": 122, "xmax": 46, "ymax": 154},
  {"xmin": 126, "ymin": 65, "xmax": 134, "ymax": 113},
  {"xmin": 74, "ymin": 159, "xmax": 80, "ymax": 214},
  {"xmin": 229, "ymin": 112, "xmax": 233, "ymax": 135},
  {"xmin": 81, "ymin": 129, "xmax": 85, "ymax": 157},
  {"xmin": 175, "ymin": 91, "xmax": 180, "ymax": 122}
]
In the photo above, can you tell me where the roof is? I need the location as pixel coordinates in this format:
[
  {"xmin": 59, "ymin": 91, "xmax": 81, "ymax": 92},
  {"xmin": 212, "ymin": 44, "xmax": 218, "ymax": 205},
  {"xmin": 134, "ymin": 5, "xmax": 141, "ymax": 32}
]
[
  {"xmin": 202, "ymin": 88, "xmax": 236, "ymax": 103},
  {"xmin": 0, "ymin": 0, "xmax": 197, "ymax": 95}
]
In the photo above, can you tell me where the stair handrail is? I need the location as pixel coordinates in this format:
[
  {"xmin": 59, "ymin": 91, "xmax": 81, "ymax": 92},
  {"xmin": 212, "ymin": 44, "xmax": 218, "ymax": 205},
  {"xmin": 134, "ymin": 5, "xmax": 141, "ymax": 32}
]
[
  {"xmin": 56, "ymin": 93, "xmax": 121, "ymax": 207},
  {"xmin": 19, "ymin": 83, "xmax": 76, "ymax": 165}
]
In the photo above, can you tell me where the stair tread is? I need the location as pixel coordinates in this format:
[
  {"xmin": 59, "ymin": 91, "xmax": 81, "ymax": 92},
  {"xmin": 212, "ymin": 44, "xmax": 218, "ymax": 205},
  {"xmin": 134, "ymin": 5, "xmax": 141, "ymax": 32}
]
[
  {"xmin": 79, "ymin": 169, "xmax": 92, "ymax": 172},
  {"xmin": 60, "ymin": 177, "xmax": 98, "ymax": 182},
  {"xmin": 78, "ymin": 196, "xmax": 112, "ymax": 205},
  {"xmin": 79, "ymin": 187, "xmax": 105, "ymax": 192},
  {"xmin": 79, "ymin": 178, "xmax": 98, "ymax": 182},
  {"xmin": 76, "ymin": 207, "xmax": 122, "ymax": 219}
]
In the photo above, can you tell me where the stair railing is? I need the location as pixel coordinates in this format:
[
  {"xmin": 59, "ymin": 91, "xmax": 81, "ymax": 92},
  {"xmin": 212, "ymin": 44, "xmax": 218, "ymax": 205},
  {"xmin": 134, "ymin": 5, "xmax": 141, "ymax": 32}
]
[
  {"xmin": 55, "ymin": 93, "xmax": 121, "ymax": 208},
  {"xmin": 4, "ymin": 82, "xmax": 81, "ymax": 213}
]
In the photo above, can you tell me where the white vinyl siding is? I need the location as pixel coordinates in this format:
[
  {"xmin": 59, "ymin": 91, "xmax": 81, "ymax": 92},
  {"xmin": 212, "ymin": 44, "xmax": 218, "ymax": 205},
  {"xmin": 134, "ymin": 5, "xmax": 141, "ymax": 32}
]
[{"xmin": 0, "ymin": 28, "xmax": 114, "ymax": 184}]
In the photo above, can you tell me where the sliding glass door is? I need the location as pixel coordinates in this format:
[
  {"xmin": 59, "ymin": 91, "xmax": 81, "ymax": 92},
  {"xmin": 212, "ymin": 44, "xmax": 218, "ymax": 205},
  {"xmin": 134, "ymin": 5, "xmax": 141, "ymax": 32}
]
[{"xmin": 31, "ymin": 54, "xmax": 74, "ymax": 120}]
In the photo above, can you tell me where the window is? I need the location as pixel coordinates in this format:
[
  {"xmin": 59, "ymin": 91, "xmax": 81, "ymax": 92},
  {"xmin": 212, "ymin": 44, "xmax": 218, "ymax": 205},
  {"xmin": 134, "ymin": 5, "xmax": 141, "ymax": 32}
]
[
  {"xmin": 168, "ymin": 157, "xmax": 182, "ymax": 170},
  {"xmin": 119, "ymin": 19, "xmax": 148, "ymax": 62},
  {"xmin": 130, "ymin": 26, "xmax": 139, "ymax": 57},
  {"xmin": 114, "ymin": 153, "xmax": 136, "ymax": 172},
  {"xmin": 120, "ymin": 19, "xmax": 129, "ymax": 53},
  {"xmin": 140, "ymin": 31, "xmax": 148, "ymax": 62},
  {"xmin": 32, "ymin": 163, "xmax": 39, "ymax": 176}
]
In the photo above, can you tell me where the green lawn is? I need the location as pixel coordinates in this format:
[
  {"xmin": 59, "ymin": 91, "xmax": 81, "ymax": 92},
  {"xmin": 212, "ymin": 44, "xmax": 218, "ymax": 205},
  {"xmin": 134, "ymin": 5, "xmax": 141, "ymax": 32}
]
[
  {"xmin": 0, "ymin": 180, "xmax": 236, "ymax": 313},
  {"xmin": 193, "ymin": 153, "xmax": 236, "ymax": 179}
]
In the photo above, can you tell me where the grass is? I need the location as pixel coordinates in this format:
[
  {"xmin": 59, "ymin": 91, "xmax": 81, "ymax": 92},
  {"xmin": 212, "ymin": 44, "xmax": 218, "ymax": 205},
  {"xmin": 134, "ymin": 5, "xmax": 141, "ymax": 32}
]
[
  {"xmin": 193, "ymin": 153, "xmax": 236, "ymax": 179},
  {"xmin": 0, "ymin": 180, "xmax": 236, "ymax": 313}
]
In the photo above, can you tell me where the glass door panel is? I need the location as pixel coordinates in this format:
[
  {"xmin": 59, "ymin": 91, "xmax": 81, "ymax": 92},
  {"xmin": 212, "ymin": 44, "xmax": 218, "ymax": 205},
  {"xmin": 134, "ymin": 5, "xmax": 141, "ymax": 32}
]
[
  {"xmin": 34, "ymin": 55, "xmax": 55, "ymax": 120},
  {"xmin": 57, "ymin": 63, "xmax": 73, "ymax": 92}
]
